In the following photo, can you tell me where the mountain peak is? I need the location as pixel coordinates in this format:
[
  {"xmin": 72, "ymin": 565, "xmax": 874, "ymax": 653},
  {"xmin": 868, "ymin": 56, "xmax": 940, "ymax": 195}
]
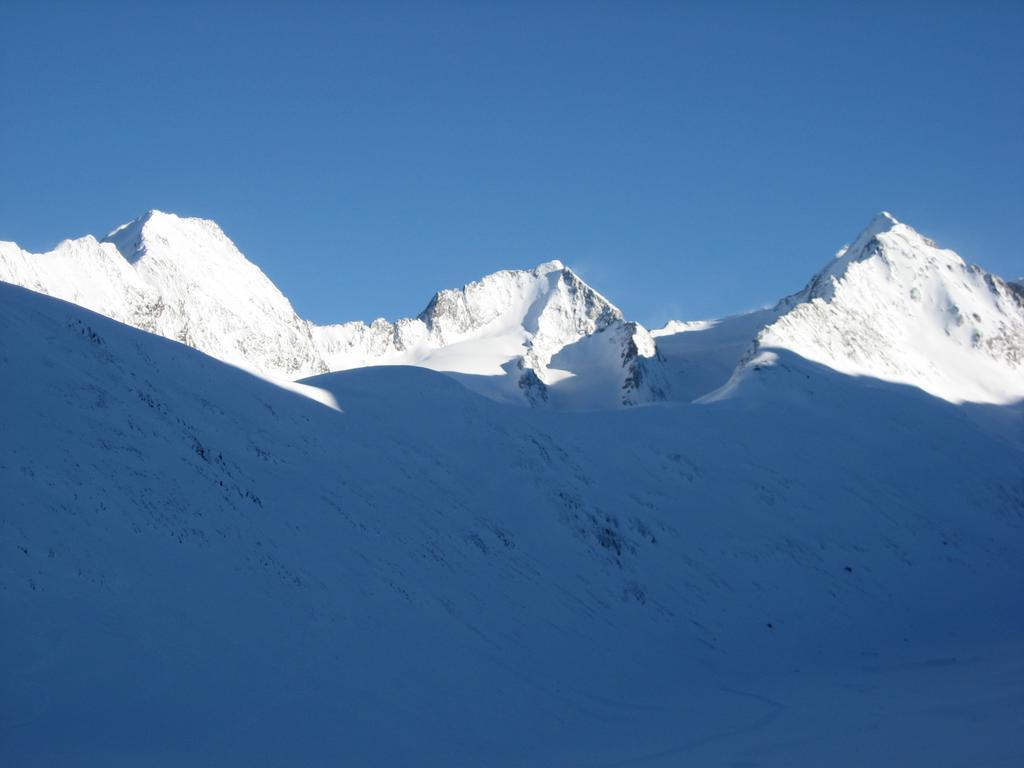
[
  {"xmin": 838, "ymin": 210, "xmax": 903, "ymax": 260},
  {"xmin": 103, "ymin": 208, "xmax": 174, "ymax": 236},
  {"xmin": 750, "ymin": 212, "xmax": 1024, "ymax": 404},
  {"xmin": 102, "ymin": 211, "xmax": 243, "ymax": 274},
  {"xmin": 103, "ymin": 210, "xmax": 184, "ymax": 262},
  {"xmin": 534, "ymin": 259, "xmax": 565, "ymax": 274},
  {"xmin": 103, "ymin": 212, "xmax": 154, "ymax": 261},
  {"xmin": 865, "ymin": 210, "xmax": 899, "ymax": 233},
  {"xmin": 0, "ymin": 209, "xmax": 329, "ymax": 378}
]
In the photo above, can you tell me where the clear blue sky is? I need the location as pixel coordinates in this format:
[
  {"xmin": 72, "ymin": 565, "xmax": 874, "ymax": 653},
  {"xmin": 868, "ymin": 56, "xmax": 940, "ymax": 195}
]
[{"xmin": 2, "ymin": 1, "xmax": 1021, "ymax": 327}]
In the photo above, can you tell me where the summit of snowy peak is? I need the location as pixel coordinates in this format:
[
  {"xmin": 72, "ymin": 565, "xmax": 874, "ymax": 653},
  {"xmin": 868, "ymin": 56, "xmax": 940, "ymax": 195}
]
[
  {"xmin": 312, "ymin": 260, "xmax": 629, "ymax": 404},
  {"xmin": 1, "ymin": 212, "xmax": 327, "ymax": 379},
  {"xmin": 102, "ymin": 210, "xmax": 172, "ymax": 257},
  {"xmin": 731, "ymin": 215, "xmax": 1024, "ymax": 404},
  {"xmin": 861, "ymin": 210, "xmax": 900, "ymax": 236},
  {"xmin": 534, "ymin": 259, "xmax": 566, "ymax": 274},
  {"xmin": 102, "ymin": 210, "xmax": 236, "ymax": 264},
  {"xmin": 413, "ymin": 262, "xmax": 621, "ymax": 344},
  {"xmin": 781, "ymin": 213, "xmax": 962, "ymax": 309},
  {"xmin": 103, "ymin": 209, "xmax": 158, "ymax": 237},
  {"xmin": 827, "ymin": 210, "xmax": 899, "ymax": 259},
  {"xmin": 833, "ymin": 211, "xmax": 905, "ymax": 262}
]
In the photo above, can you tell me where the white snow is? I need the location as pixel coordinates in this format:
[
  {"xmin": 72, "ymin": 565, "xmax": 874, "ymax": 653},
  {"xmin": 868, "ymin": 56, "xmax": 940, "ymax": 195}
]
[
  {"xmin": 656, "ymin": 213, "xmax": 1024, "ymax": 405},
  {"xmin": 0, "ymin": 211, "xmax": 327, "ymax": 378},
  {"xmin": 747, "ymin": 212, "xmax": 1024, "ymax": 404},
  {"xmin": 6, "ymin": 209, "xmax": 1019, "ymax": 410},
  {"xmin": 654, "ymin": 308, "xmax": 781, "ymax": 402},
  {"xmin": 0, "ymin": 219, "xmax": 668, "ymax": 406},
  {"xmin": 1, "ymin": 281, "xmax": 1021, "ymax": 765},
  {"xmin": 310, "ymin": 259, "xmax": 664, "ymax": 406},
  {"xmin": 650, "ymin": 318, "xmax": 718, "ymax": 337},
  {"xmin": 0, "ymin": 210, "xmax": 1022, "ymax": 764}
]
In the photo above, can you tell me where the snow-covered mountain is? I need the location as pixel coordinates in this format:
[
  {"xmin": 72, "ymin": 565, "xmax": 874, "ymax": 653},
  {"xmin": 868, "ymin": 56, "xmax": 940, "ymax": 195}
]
[
  {"xmin": 3, "ymin": 280, "xmax": 1022, "ymax": 766},
  {"xmin": 750, "ymin": 212, "xmax": 1024, "ymax": 403},
  {"xmin": 2, "ymin": 211, "xmax": 1022, "ymax": 764},
  {"xmin": 0, "ymin": 215, "xmax": 669, "ymax": 407},
  {"xmin": 2, "ymin": 209, "xmax": 1020, "ymax": 408},
  {"xmin": 314, "ymin": 260, "xmax": 618, "ymax": 374},
  {"xmin": 313, "ymin": 259, "xmax": 668, "ymax": 407},
  {"xmin": 657, "ymin": 212, "xmax": 1024, "ymax": 405},
  {"xmin": 0, "ymin": 211, "xmax": 327, "ymax": 378}
]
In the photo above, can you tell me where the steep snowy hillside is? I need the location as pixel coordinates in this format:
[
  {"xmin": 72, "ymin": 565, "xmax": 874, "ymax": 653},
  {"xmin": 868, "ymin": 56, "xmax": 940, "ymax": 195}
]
[
  {"xmin": 0, "ymin": 211, "xmax": 327, "ymax": 378},
  {"xmin": 3, "ymin": 283, "xmax": 1023, "ymax": 766},
  {"xmin": 657, "ymin": 213, "xmax": 1024, "ymax": 405}
]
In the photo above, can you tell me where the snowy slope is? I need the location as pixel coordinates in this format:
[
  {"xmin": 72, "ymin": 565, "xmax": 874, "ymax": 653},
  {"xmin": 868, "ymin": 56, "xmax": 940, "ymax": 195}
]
[
  {"xmin": 653, "ymin": 309, "xmax": 781, "ymax": 402},
  {"xmin": 657, "ymin": 213, "xmax": 1024, "ymax": 405},
  {"xmin": 3, "ymin": 282, "xmax": 1023, "ymax": 766},
  {"xmin": 0, "ymin": 211, "xmax": 327, "ymax": 378},
  {"xmin": 543, "ymin": 320, "xmax": 671, "ymax": 408}
]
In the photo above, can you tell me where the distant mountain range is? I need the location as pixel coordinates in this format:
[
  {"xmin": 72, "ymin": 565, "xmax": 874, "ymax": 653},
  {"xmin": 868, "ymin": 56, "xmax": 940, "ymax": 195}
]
[{"xmin": 4, "ymin": 210, "xmax": 1021, "ymax": 407}]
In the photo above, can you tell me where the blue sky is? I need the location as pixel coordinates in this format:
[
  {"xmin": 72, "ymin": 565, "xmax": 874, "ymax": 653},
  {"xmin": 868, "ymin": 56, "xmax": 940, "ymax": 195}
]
[{"xmin": 2, "ymin": 1, "xmax": 1021, "ymax": 327}]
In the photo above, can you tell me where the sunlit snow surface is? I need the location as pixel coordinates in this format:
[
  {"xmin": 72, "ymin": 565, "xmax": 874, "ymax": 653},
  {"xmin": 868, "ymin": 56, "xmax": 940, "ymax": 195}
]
[
  {"xmin": 0, "ymin": 216, "xmax": 666, "ymax": 406},
  {"xmin": 656, "ymin": 213, "xmax": 1024, "ymax": 406},
  {"xmin": 2, "ymin": 211, "xmax": 1022, "ymax": 408},
  {"xmin": 2, "ymin": 282, "xmax": 1022, "ymax": 766},
  {"xmin": 751, "ymin": 213, "xmax": 1024, "ymax": 404}
]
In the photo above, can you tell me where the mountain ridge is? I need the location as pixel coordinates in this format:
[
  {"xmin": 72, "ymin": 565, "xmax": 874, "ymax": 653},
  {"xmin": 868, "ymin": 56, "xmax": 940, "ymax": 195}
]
[{"xmin": 1, "ymin": 209, "xmax": 1021, "ymax": 407}]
